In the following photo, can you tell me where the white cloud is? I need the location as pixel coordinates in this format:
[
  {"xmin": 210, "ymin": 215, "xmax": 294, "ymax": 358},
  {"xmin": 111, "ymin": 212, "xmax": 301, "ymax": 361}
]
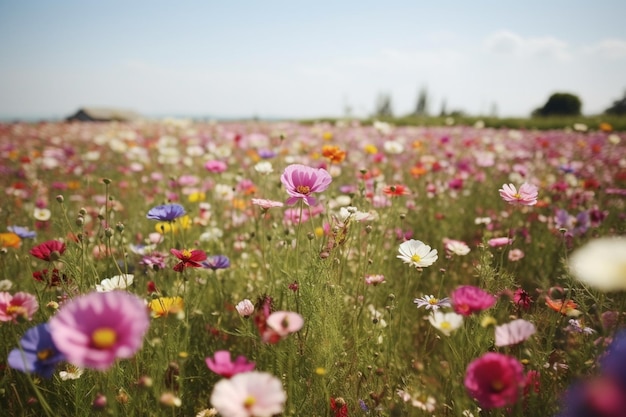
[
  {"xmin": 483, "ymin": 30, "xmax": 570, "ymax": 60},
  {"xmin": 582, "ymin": 39, "xmax": 626, "ymax": 59}
]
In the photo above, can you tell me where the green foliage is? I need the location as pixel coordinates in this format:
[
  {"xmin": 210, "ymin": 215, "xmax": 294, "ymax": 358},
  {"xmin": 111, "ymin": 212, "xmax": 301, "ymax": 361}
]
[
  {"xmin": 604, "ymin": 89, "xmax": 626, "ymax": 115},
  {"xmin": 532, "ymin": 92, "xmax": 582, "ymax": 117}
]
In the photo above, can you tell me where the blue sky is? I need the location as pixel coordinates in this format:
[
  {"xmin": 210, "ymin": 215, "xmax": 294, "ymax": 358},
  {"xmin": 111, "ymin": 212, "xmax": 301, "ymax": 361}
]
[{"xmin": 1, "ymin": 1, "xmax": 625, "ymax": 119}]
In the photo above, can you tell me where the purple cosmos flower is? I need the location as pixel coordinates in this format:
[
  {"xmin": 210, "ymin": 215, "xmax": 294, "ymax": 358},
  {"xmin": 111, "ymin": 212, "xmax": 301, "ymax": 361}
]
[
  {"xmin": 202, "ymin": 255, "xmax": 231, "ymax": 271},
  {"xmin": 280, "ymin": 164, "xmax": 332, "ymax": 206},
  {"xmin": 205, "ymin": 350, "xmax": 256, "ymax": 378},
  {"xmin": 146, "ymin": 204, "xmax": 186, "ymax": 221},
  {"xmin": 7, "ymin": 225, "xmax": 36, "ymax": 239},
  {"xmin": 49, "ymin": 291, "xmax": 150, "ymax": 371},
  {"xmin": 8, "ymin": 323, "xmax": 66, "ymax": 378}
]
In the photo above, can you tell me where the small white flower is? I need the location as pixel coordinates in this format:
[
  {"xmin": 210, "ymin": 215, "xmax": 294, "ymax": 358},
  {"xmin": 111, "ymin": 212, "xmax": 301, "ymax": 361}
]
[
  {"xmin": 428, "ymin": 311, "xmax": 463, "ymax": 336},
  {"xmin": 254, "ymin": 161, "xmax": 274, "ymax": 174},
  {"xmin": 494, "ymin": 319, "xmax": 536, "ymax": 347},
  {"xmin": 96, "ymin": 274, "xmax": 134, "ymax": 292},
  {"xmin": 33, "ymin": 208, "xmax": 51, "ymax": 221},
  {"xmin": 0, "ymin": 279, "xmax": 13, "ymax": 291},
  {"xmin": 398, "ymin": 239, "xmax": 438, "ymax": 268},
  {"xmin": 383, "ymin": 140, "xmax": 404, "ymax": 154},
  {"xmin": 443, "ymin": 238, "xmax": 470, "ymax": 256}
]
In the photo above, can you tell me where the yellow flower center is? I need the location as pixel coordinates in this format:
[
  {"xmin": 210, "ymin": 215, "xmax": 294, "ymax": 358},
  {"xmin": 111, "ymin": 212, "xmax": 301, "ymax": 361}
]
[
  {"xmin": 513, "ymin": 193, "xmax": 522, "ymax": 199},
  {"xmin": 440, "ymin": 321, "xmax": 451, "ymax": 330},
  {"xmin": 6, "ymin": 305, "xmax": 27, "ymax": 319},
  {"xmin": 181, "ymin": 249, "xmax": 192, "ymax": 259},
  {"xmin": 243, "ymin": 395, "xmax": 256, "ymax": 408},
  {"xmin": 428, "ymin": 298, "xmax": 439, "ymax": 305},
  {"xmin": 91, "ymin": 327, "xmax": 117, "ymax": 349},
  {"xmin": 491, "ymin": 379, "xmax": 504, "ymax": 392},
  {"xmin": 411, "ymin": 254, "xmax": 421, "ymax": 263},
  {"xmin": 296, "ymin": 185, "xmax": 310, "ymax": 195},
  {"xmin": 37, "ymin": 348, "xmax": 54, "ymax": 360}
]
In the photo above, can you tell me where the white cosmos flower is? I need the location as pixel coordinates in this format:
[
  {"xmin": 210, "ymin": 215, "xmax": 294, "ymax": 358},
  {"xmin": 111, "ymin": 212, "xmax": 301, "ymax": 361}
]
[
  {"xmin": 569, "ymin": 237, "xmax": 626, "ymax": 291},
  {"xmin": 398, "ymin": 239, "xmax": 438, "ymax": 268},
  {"xmin": 443, "ymin": 238, "xmax": 471, "ymax": 256},
  {"xmin": 210, "ymin": 371, "xmax": 286, "ymax": 417},
  {"xmin": 96, "ymin": 274, "xmax": 134, "ymax": 292},
  {"xmin": 33, "ymin": 208, "xmax": 51, "ymax": 221},
  {"xmin": 254, "ymin": 161, "xmax": 274, "ymax": 175},
  {"xmin": 494, "ymin": 319, "xmax": 536, "ymax": 347},
  {"xmin": 428, "ymin": 311, "xmax": 464, "ymax": 336}
]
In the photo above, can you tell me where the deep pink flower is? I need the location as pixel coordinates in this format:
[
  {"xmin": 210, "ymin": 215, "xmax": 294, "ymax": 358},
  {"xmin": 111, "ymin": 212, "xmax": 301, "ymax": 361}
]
[
  {"xmin": 0, "ymin": 292, "xmax": 39, "ymax": 322},
  {"xmin": 513, "ymin": 288, "xmax": 532, "ymax": 310},
  {"xmin": 29, "ymin": 240, "xmax": 66, "ymax": 261},
  {"xmin": 49, "ymin": 291, "xmax": 150, "ymax": 370},
  {"xmin": 464, "ymin": 352, "xmax": 525, "ymax": 409},
  {"xmin": 205, "ymin": 350, "xmax": 256, "ymax": 378},
  {"xmin": 451, "ymin": 285, "xmax": 496, "ymax": 316},
  {"xmin": 280, "ymin": 164, "xmax": 332, "ymax": 206},
  {"xmin": 499, "ymin": 183, "xmax": 538, "ymax": 206},
  {"xmin": 170, "ymin": 248, "xmax": 207, "ymax": 272}
]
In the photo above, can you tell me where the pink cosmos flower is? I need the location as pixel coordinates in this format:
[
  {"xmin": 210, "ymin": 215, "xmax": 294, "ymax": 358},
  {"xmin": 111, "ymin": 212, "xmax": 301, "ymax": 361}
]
[
  {"xmin": 49, "ymin": 291, "xmax": 150, "ymax": 370},
  {"xmin": 205, "ymin": 350, "xmax": 256, "ymax": 378},
  {"xmin": 464, "ymin": 352, "xmax": 525, "ymax": 409},
  {"xmin": 0, "ymin": 291, "xmax": 39, "ymax": 322},
  {"xmin": 29, "ymin": 240, "xmax": 66, "ymax": 261},
  {"xmin": 365, "ymin": 274, "xmax": 386, "ymax": 286},
  {"xmin": 451, "ymin": 285, "xmax": 496, "ymax": 316},
  {"xmin": 495, "ymin": 319, "xmax": 536, "ymax": 347},
  {"xmin": 488, "ymin": 237, "xmax": 512, "ymax": 247},
  {"xmin": 204, "ymin": 160, "xmax": 228, "ymax": 173},
  {"xmin": 251, "ymin": 198, "xmax": 284, "ymax": 210},
  {"xmin": 280, "ymin": 164, "xmax": 332, "ymax": 206},
  {"xmin": 266, "ymin": 311, "xmax": 304, "ymax": 337},
  {"xmin": 499, "ymin": 183, "xmax": 538, "ymax": 206},
  {"xmin": 235, "ymin": 299, "xmax": 255, "ymax": 317},
  {"xmin": 210, "ymin": 371, "xmax": 286, "ymax": 417}
]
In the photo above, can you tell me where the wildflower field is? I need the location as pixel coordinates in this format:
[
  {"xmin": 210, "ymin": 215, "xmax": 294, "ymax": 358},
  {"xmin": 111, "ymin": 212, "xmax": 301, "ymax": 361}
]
[{"xmin": 1, "ymin": 119, "xmax": 625, "ymax": 417}]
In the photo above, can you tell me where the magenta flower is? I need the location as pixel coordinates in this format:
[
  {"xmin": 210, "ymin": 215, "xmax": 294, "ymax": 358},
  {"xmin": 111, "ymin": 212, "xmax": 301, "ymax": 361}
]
[
  {"xmin": 29, "ymin": 240, "xmax": 66, "ymax": 262},
  {"xmin": 205, "ymin": 350, "xmax": 256, "ymax": 378},
  {"xmin": 204, "ymin": 160, "xmax": 228, "ymax": 173},
  {"xmin": 48, "ymin": 291, "xmax": 150, "ymax": 371},
  {"xmin": 499, "ymin": 183, "xmax": 538, "ymax": 206},
  {"xmin": 0, "ymin": 291, "xmax": 39, "ymax": 323},
  {"xmin": 280, "ymin": 164, "xmax": 332, "ymax": 206},
  {"xmin": 465, "ymin": 352, "xmax": 525, "ymax": 409},
  {"xmin": 170, "ymin": 248, "xmax": 207, "ymax": 272},
  {"xmin": 450, "ymin": 285, "xmax": 496, "ymax": 316}
]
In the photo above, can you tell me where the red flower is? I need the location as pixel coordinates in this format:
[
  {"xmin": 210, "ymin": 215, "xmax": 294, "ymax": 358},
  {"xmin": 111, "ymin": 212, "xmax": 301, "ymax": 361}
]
[
  {"xmin": 32, "ymin": 269, "xmax": 68, "ymax": 287},
  {"xmin": 29, "ymin": 240, "xmax": 66, "ymax": 262},
  {"xmin": 383, "ymin": 184, "xmax": 409, "ymax": 197},
  {"xmin": 170, "ymin": 248, "xmax": 207, "ymax": 272},
  {"xmin": 330, "ymin": 397, "xmax": 349, "ymax": 417}
]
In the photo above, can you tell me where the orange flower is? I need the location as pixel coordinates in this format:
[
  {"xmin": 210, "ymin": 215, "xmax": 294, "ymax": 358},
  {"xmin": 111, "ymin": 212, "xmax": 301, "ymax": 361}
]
[
  {"xmin": 545, "ymin": 295, "xmax": 578, "ymax": 315},
  {"xmin": 321, "ymin": 145, "xmax": 346, "ymax": 163},
  {"xmin": 410, "ymin": 165, "xmax": 427, "ymax": 177},
  {"xmin": 0, "ymin": 233, "xmax": 21, "ymax": 248},
  {"xmin": 599, "ymin": 122, "xmax": 613, "ymax": 132}
]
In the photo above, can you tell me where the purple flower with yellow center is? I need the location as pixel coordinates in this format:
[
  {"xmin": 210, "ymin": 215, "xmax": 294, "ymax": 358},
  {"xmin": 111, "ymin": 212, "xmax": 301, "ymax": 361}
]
[
  {"xmin": 146, "ymin": 204, "xmax": 186, "ymax": 221},
  {"xmin": 49, "ymin": 291, "xmax": 150, "ymax": 371},
  {"xmin": 202, "ymin": 255, "xmax": 231, "ymax": 271},
  {"xmin": 280, "ymin": 164, "xmax": 332, "ymax": 206},
  {"xmin": 8, "ymin": 323, "xmax": 66, "ymax": 378}
]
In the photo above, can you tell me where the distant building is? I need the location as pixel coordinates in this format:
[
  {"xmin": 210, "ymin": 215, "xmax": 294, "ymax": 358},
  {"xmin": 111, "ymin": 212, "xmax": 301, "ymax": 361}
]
[{"xmin": 65, "ymin": 107, "xmax": 142, "ymax": 122}]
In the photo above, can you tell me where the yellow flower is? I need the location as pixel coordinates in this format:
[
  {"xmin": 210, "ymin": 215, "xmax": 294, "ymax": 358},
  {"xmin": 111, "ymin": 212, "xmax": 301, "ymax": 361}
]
[
  {"xmin": 322, "ymin": 131, "xmax": 333, "ymax": 141},
  {"xmin": 364, "ymin": 144, "xmax": 378, "ymax": 154},
  {"xmin": 155, "ymin": 215, "xmax": 192, "ymax": 234},
  {"xmin": 149, "ymin": 296, "xmax": 184, "ymax": 318},
  {"xmin": 188, "ymin": 192, "xmax": 205, "ymax": 203}
]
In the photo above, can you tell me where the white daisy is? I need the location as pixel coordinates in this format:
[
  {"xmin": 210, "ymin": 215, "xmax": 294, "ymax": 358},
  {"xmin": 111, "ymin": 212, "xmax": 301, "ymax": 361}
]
[{"xmin": 398, "ymin": 239, "xmax": 438, "ymax": 268}]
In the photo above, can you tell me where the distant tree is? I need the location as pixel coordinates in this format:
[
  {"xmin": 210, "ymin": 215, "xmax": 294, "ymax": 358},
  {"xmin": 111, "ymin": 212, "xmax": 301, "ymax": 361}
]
[
  {"xmin": 439, "ymin": 99, "xmax": 447, "ymax": 117},
  {"xmin": 374, "ymin": 93, "xmax": 393, "ymax": 118},
  {"xmin": 532, "ymin": 92, "xmax": 582, "ymax": 117},
  {"xmin": 490, "ymin": 102, "xmax": 499, "ymax": 118},
  {"xmin": 413, "ymin": 87, "xmax": 429, "ymax": 116},
  {"xmin": 604, "ymin": 89, "xmax": 626, "ymax": 115}
]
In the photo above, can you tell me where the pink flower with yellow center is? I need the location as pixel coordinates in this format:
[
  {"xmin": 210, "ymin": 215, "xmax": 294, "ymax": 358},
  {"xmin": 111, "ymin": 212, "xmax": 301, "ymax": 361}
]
[
  {"xmin": 280, "ymin": 164, "xmax": 332, "ymax": 206},
  {"xmin": 498, "ymin": 183, "xmax": 538, "ymax": 206},
  {"xmin": 0, "ymin": 291, "xmax": 38, "ymax": 323},
  {"xmin": 49, "ymin": 291, "xmax": 150, "ymax": 371}
]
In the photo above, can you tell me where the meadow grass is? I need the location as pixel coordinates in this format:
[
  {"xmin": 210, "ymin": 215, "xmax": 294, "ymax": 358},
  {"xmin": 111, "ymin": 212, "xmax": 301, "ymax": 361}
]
[{"xmin": 0, "ymin": 119, "xmax": 625, "ymax": 416}]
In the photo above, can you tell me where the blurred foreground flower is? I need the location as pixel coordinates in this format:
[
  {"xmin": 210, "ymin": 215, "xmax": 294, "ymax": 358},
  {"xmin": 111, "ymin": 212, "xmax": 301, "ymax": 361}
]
[
  {"xmin": 568, "ymin": 237, "xmax": 626, "ymax": 291},
  {"xmin": 280, "ymin": 164, "xmax": 332, "ymax": 206},
  {"xmin": 210, "ymin": 371, "xmax": 286, "ymax": 417},
  {"xmin": 8, "ymin": 323, "xmax": 66, "ymax": 378},
  {"xmin": 205, "ymin": 350, "xmax": 255, "ymax": 378},
  {"xmin": 49, "ymin": 291, "xmax": 150, "ymax": 370},
  {"xmin": 465, "ymin": 352, "xmax": 525, "ymax": 409},
  {"xmin": 397, "ymin": 239, "xmax": 438, "ymax": 268}
]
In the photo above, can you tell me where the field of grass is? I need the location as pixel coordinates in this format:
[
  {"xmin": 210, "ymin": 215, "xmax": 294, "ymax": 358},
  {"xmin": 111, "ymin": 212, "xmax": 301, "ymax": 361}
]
[{"xmin": 0, "ymin": 119, "xmax": 625, "ymax": 417}]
